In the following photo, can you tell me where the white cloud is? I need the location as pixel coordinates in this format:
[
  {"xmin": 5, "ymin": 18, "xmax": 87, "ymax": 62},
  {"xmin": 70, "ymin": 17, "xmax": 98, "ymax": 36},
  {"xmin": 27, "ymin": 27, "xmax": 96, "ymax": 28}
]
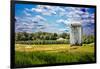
[
  {"xmin": 31, "ymin": 8, "xmax": 42, "ymax": 13},
  {"xmin": 59, "ymin": 28, "xmax": 69, "ymax": 32},
  {"xmin": 57, "ymin": 19, "xmax": 65, "ymax": 23},
  {"xmin": 83, "ymin": 18, "xmax": 91, "ymax": 24},
  {"xmin": 15, "ymin": 5, "xmax": 95, "ymax": 33},
  {"xmin": 15, "ymin": 14, "xmax": 48, "ymax": 32},
  {"xmin": 24, "ymin": 11, "xmax": 31, "ymax": 16},
  {"xmin": 90, "ymin": 13, "xmax": 94, "ymax": 19},
  {"xmin": 81, "ymin": 12, "xmax": 89, "ymax": 18},
  {"xmin": 27, "ymin": 5, "xmax": 57, "ymax": 16},
  {"xmin": 34, "ymin": 15, "xmax": 46, "ymax": 21},
  {"xmin": 90, "ymin": 19, "xmax": 94, "ymax": 23},
  {"xmin": 24, "ymin": 6, "xmax": 94, "ymax": 25},
  {"xmin": 56, "ymin": 19, "xmax": 71, "ymax": 26},
  {"xmin": 25, "ymin": 8, "xmax": 30, "ymax": 11}
]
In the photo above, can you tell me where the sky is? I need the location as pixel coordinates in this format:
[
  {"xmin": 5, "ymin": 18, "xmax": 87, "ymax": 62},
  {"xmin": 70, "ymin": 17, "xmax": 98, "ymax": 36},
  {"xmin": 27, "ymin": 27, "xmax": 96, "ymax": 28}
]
[{"xmin": 15, "ymin": 4, "xmax": 95, "ymax": 35}]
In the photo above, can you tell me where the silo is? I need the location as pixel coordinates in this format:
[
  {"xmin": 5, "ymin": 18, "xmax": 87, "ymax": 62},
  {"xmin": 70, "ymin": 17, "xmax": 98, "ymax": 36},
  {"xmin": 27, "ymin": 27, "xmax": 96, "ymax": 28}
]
[{"xmin": 70, "ymin": 21, "xmax": 82, "ymax": 46}]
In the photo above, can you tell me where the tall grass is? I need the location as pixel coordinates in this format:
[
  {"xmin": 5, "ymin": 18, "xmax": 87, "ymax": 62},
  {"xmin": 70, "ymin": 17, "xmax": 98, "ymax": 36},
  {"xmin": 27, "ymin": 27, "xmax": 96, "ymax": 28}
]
[{"xmin": 15, "ymin": 44, "xmax": 95, "ymax": 67}]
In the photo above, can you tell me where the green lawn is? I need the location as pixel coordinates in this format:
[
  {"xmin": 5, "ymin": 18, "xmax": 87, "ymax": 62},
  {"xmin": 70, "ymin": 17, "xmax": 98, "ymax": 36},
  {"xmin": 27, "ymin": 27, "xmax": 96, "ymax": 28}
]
[{"xmin": 15, "ymin": 43, "xmax": 95, "ymax": 67}]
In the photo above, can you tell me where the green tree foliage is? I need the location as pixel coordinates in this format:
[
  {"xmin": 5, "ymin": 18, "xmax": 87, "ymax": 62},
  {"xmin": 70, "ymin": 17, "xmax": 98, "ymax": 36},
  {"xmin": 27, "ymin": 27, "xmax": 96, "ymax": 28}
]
[
  {"xmin": 82, "ymin": 35, "xmax": 94, "ymax": 44},
  {"xmin": 15, "ymin": 32, "xmax": 33, "ymax": 41},
  {"xmin": 60, "ymin": 33, "xmax": 70, "ymax": 39},
  {"xmin": 15, "ymin": 32, "xmax": 94, "ymax": 44},
  {"xmin": 15, "ymin": 32, "xmax": 70, "ymax": 41}
]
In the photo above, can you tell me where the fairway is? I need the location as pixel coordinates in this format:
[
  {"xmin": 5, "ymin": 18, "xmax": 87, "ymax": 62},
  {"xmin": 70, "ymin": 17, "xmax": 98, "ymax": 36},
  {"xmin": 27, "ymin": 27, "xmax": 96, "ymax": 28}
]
[{"xmin": 15, "ymin": 43, "xmax": 95, "ymax": 67}]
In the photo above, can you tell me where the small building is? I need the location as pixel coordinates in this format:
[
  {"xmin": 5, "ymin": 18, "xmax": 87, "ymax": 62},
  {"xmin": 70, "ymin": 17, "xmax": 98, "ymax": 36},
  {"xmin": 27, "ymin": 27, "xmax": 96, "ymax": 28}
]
[{"xmin": 57, "ymin": 38, "xmax": 66, "ymax": 41}]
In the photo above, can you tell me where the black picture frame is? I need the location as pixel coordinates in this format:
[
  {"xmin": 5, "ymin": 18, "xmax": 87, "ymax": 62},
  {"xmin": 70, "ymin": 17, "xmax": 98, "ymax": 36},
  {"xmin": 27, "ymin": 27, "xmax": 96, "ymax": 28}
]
[{"xmin": 11, "ymin": 0, "xmax": 96, "ymax": 68}]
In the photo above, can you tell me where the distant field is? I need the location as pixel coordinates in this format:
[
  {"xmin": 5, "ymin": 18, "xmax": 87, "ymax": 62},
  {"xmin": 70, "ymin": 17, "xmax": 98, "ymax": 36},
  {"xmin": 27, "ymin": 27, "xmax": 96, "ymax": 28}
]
[{"xmin": 15, "ymin": 43, "xmax": 95, "ymax": 67}]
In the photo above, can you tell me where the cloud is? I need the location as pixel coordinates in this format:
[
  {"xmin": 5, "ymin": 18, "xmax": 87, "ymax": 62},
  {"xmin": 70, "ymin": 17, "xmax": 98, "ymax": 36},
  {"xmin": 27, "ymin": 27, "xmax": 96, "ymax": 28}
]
[
  {"xmin": 25, "ymin": 8, "xmax": 30, "ymax": 11},
  {"xmin": 25, "ymin": 5, "xmax": 93, "ymax": 24},
  {"xmin": 59, "ymin": 28, "xmax": 69, "ymax": 32},
  {"xmin": 31, "ymin": 8, "xmax": 42, "ymax": 13},
  {"xmin": 23, "ymin": 10, "xmax": 31, "ymax": 16},
  {"xmin": 91, "ymin": 13, "xmax": 94, "ymax": 19},
  {"xmin": 26, "ymin": 5, "xmax": 56, "ymax": 16},
  {"xmin": 81, "ymin": 12, "xmax": 90, "ymax": 19},
  {"xmin": 56, "ymin": 19, "xmax": 71, "ymax": 26},
  {"xmin": 15, "ymin": 5, "xmax": 95, "ymax": 34},
  {"xmin": 15, "ymin": 15, "xmax": 47, "ymax": 33},
  {"xmin": 30, "ymin": 5, "xmax": 56, "ymax": 16},
  {"xmin": 24, "ymin": 5, "xmax": 94, "ymax": 24},
  {"xmin": 61, "ymin": 7, "xmax": 90, "ymax": 21},
  {"xmin": 34, "ymin": 15, "xmax": 46, "ymax": 21},
  {"xmin": 26, "ymin": 5, "xmax": 64, "ymax": 16},
  {"xmin": 83, "ymin": 23, "xmax": 94, "ymax": 35},
  {"xmin": 57, "ymin": 19, "xmax": 65, "ymax": 23}
]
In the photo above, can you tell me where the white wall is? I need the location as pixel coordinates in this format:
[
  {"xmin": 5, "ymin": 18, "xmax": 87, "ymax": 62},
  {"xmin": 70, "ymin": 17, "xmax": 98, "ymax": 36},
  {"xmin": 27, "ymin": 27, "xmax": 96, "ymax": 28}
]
[
  {"xmin": 0, "ymin": 0, "xmax": 100, "ymax": 69},
  {"xmin": 70, "ymin": 24, "xmax": 82, "ymax": 45}
]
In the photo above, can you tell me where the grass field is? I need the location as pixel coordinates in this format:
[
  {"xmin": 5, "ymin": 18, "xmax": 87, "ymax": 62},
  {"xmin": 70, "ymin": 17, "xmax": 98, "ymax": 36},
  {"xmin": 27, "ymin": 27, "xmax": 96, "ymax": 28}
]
[{"xmin": 15, "ymin": 43, "xmax": 95, "ymax": 67}]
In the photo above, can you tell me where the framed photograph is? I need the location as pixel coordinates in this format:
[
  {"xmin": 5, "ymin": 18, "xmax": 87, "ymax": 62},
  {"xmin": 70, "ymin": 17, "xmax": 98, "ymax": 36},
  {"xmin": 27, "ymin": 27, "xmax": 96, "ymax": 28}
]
[{"xmin": 11, "ymin": 1, "xmax": 96, "ymax": 68}]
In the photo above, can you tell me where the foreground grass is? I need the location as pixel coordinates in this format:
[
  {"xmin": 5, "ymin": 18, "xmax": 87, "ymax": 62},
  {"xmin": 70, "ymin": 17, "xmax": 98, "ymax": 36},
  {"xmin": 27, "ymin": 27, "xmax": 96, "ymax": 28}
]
[{"xmin": 15, "ymin": 43, "xmax": 95, "ymax": 67}]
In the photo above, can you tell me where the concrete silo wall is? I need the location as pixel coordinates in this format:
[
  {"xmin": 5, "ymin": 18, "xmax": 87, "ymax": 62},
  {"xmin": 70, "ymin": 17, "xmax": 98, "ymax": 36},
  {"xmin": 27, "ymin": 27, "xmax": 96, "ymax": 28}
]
[{"xmin": 70, "ymin": 23, "xmax": 82, "ymax": 46}]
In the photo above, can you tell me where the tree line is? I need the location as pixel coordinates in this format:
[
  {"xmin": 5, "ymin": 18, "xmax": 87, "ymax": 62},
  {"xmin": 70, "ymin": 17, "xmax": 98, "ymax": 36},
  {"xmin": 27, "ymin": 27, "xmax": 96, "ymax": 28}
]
[
  {"xmin": 15, "ymin": 32, "xmax": 94, "ymax": 44},
  {"xmin": 15, "ymin": 32, "xmax": 70, "ymax": 41}
]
